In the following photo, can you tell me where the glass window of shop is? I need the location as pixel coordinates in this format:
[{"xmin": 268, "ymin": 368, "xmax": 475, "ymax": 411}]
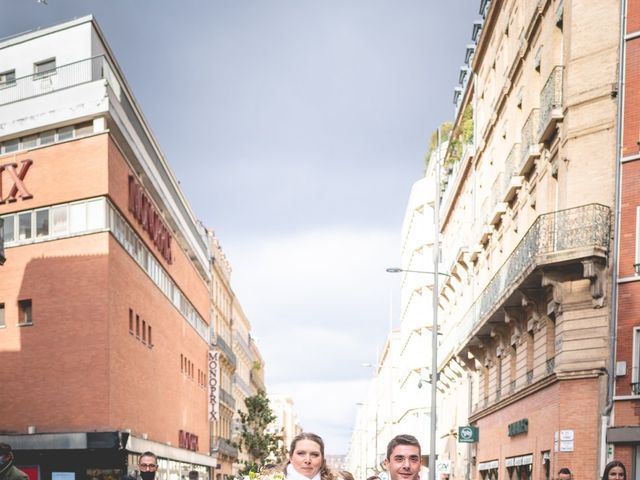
[
  {"xmin": 479, "ymin": 461, "xmax": 499, "ymax": 480},
  {"xmin": 506, "ymin": 456, "xmax": 532, "ymax": 480}
]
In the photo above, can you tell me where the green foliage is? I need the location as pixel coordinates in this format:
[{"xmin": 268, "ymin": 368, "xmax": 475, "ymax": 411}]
[
  {"xmin": 425, "ymin": 122, "xmax": 453, "ymax": 170},
  {"xmin": 235, "ymin": 391, "xmax": 287, "ymax": 475}
]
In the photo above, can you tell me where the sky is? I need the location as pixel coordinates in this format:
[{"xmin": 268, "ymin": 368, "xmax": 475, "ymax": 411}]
[{"xmin": 2, "ymin": 0, "xmax": 478, "ymax": 454}]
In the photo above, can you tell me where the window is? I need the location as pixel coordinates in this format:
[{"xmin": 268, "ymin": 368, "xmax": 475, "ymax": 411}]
[
  {"xmin": 136, "ymin": 314, "xmax": 140, "ymax": 338},
  {"xmin": 40, "ymin": 130, "xmax": 55, "ymax": 146},
  {"xmin": 129, "ymin": 309, "xmax": 134, "ymax": 334},
  {"xmin": 18, "ymin": 212, "xmax": 32, "ymax": 240},
  {"xmin": 0, "ymin": 70, "xmax": 16, "ymax": 88},
  {"xmin": 18, "ymin": 299, "xmax": 32, "ymax": 325},
  {"xmin": 69, "ymin": 202, "xmax": 87, "ymax": 233},
  {"xmin": 86, "ymin": 199, "xmax": 105, "ymax": 230},
  {"xmin": 3, "ymin": 215, "xmax": 15, "ymax": 243},
  {"xmin": 57, "ymin": 126, "xmax": 74, "ymax": 141},
  {"xmin": 148, "ymin": 325, "xmax": 152, "ymax": 347},
  {"xmin": 34, "ymin": 58, "xmax": 56, "ymax": 79},
  {"xmin": 142, "ymin": 320, "xmax": 146, "ymax": 343},
  {"xmin": 632, "ymin": 327, "xmax": 640, "ymax": 395},
  {"xmin": 0, "ymin": 303, "xmax": 5, "ymax": 327},
  {"xmin": 51, "ymin": 205, "xmax": 68, "ymax": 235},
  {"xmin": 22, "ymin": 135, "xmax": 38, "ymax": 149},
  {"xmin": 35, "ymin": 209, "xmax": 49, "ymax": 238},
  {"xmin": 3, "ymin": 138, "xmax": 19, "ymax": 154},
  {"xmin": 75, "ymin": 122, "xmax": 93, "ymax": 137}
]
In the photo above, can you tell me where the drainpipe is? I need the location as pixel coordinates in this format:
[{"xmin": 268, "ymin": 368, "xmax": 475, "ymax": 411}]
[{"xmin": 600, "ymin": 0, "xmax": 627, "ymax": 474}]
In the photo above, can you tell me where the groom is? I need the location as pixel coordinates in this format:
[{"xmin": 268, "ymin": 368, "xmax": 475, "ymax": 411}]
[{"xmin": 384, "ymin": 435, "xmax": 422, "ymax": 480}]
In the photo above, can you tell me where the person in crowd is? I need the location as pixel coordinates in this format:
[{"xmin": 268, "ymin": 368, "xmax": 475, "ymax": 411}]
[
  {"xmin": 602, "ymin": 461, "xmax": 626, "ymax": 480},
  {"xmin": 137, "ymin": 452, "xmax": 159, "ymax": 480},
  {"xmin": 188, "ymin": 472, "xmax": 199, "ymax": 480},
  {"xmin": 366, "ymin": 476, "xmax": 381, "ymax": 480},
  {"xmin": 383, "ymin": 435, "xmax": 421, "ymax": 480},
  {"xmin": 339, "ymin": 472, "xmax": 354, "ymax": 480},
  {"xmin": 266, "ymin": 432, "xmax": 335, "ymax": 480},
  {"xmin": 0, "ymin": 444, "xmax": 28, "ymax": 480},
  {"xmin": 557, "ymin": 468, "xmax": 572, "ymax": 480}
]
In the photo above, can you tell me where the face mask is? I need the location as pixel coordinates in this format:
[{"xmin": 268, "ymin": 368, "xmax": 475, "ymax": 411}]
[{"xmin": 140, "ymin": 472, "xmax": 156, "ymax": 480}]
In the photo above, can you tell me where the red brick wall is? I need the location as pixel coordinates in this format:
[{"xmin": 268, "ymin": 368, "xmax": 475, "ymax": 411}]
[
  {"xmin": 0, "ymin": 133, "xmax": 211, "ymax": 453},
  {"xmin": 628, "ymin": 0, "xmax": 640, "ymax": 34},
  {"xmin": 0, "ymin": 234, "xmax": 111, "ymax": 430},
  {"xmin": 107, "ymin": 138, "xmax": 210, "ymax": 322},
  {"xmin": 623, "ymin": 38, "xmax": 640, "ymax": 157},
  {"xmin": 475, "ymin": 378, "xmax": 602, "ymax": 480}
]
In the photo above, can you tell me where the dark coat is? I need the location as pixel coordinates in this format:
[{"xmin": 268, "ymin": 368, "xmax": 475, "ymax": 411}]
[{"xmin": 0, "ymin": 463, "xmax": 29, "ymax": 480}]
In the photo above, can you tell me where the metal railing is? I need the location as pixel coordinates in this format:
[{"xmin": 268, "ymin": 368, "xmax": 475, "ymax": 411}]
[
  {"xmin": 215, "ymin": 335, "xmax": 237, "ymax": 367},
  {"xmin": 504, "ymin": 143, "xmax": 521, "ymax": 190},
  {"xmin": 520, "ymin": 108, "xmax": 540, "ymax": 172},
  {"xmin": 438, "ymin": 204, "xmax": 610, "ymax": 367},
  {"xmin": 539, "ymin": 66, "xmax": 564, "ymax": 138},
  {"xmin": 211, "ymin": 437, "xmax": 238, "ymax": 458},
  {"xmin": 220, "ymin": 387, "xmax": 236, "ymax": 409},
  {"xmin": 632, "ymin": 382, "xmax": 640, "ymax": 395},
  {"xmin": 233, "ymin": 332, "xmax": 253, "ymax": 360},
  {"xmin": 0, "ymin": 55, "xmax": 119, "ymax": 106},
  {"xmin": 546, "ymin": 357, "xmax": 555, "ymax": 375}
]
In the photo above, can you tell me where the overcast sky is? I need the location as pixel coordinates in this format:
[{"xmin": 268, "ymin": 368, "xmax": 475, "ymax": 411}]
[{"xmin": 2, "ymin": 0, "xmax": 478, "ymax": 455}]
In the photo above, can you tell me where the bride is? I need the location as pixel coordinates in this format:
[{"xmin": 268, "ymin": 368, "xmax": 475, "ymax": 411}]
[{"xmin": 282, "ymin": 432, "xmax": 336, "ymax": 480}]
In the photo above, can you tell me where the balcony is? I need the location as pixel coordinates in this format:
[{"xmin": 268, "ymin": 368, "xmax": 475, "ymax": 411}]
[
  {"xmin": 211, "ymin": 437, "xmax": 238, "ymax": 459},
  {"xmin": 214, "ymin": 335, "xmax": 237, "ymax": 368},
  {"xmin": 220, "ymin": 387, "xmax": 236, "ymax": 409},
  {"xmin": 539, "ymin": 66, "xmax": 565, "ymax": 142},
  {"xmin": 0, "ymin": 55, "xmax": 119, "ymax": 107},
  {"xmin": 233, "ymin": 332, "xmax": 253, "ymax": 361},
  {"xmin": 632, "ymin": 382, "xmax": 640, "ymax": 396},
  {"xmin": 439, "ymin": 204, "xmax": 611, "ymax": 368},
  {"xmin": 502, "ymin": 143, "xmax": 523, "ymax": 203},
  {"xmin": 488, "ymin": 173, "xmax": 507, "ymax": 225},
  {"xmin": 519, "ymin": 109, "xmax": 541, "ymax": 175}
]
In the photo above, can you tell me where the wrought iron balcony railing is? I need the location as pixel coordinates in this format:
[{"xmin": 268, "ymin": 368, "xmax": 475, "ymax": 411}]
[
  {"xmin": 214, "ymin": 335, "xmax": 237, "ymax": 367},
  {"xmin": 526, "ymin": 370, "xmax": 534, "ymax": 385},
  {"xmin": 211, "ymin": 437, "xmax": 238, "ymax": 458},
  {"xmin": 631, "ymin": 382, "xmax": 640, "ymax": 396},
  {"xmin": 438, "ymin": 204, "xmax": 610, "ymax": 368},
  {"xmin": 519, "ymin": 108, "xmax": 540, "ymax": 174},
  {"xmin": 539, "ymin": 66, "xmax": 565, "ymax": 141},
  {"xmin": 220, "ymin": 387, "xmax": 236, "ymax": 409},
  {"xmin": 0, "ymin": 55, "xmax": 120, "ymax": 106},
  {"xmin": 503, "ymin": 143, "xmax": 523, "ymax": 203},
  {"xmin": 546, "ymin": 357, "xmax": 555, "ymax": 375}
]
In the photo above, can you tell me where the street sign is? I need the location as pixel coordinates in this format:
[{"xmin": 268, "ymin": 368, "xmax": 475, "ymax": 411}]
[{"xmin": 458, "ymin": 426, "xmax": 479, "ymax": 443}]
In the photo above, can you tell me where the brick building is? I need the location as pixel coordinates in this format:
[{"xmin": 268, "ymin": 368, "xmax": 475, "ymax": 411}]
[
  {"xmin": 607, "ymin": 0, "xmax": 640, "ymax": 475},
  {"xmin": 0, "ymin": 16, "xmax": 216, "ymax": 479}
]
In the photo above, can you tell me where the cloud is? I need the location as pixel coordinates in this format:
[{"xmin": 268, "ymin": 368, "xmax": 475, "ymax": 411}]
[
  {"xmin": 224, "ymin": 227, "xmax": 399, "ymax": 453},
  {"xmin": 269, "ymin": 378, "xmax": 371, "ymax": 455}
]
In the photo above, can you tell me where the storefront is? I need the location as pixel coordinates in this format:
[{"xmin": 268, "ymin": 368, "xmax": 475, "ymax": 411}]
[{"xmin": 1, "ymin": 432, "xmax": 216, "ymax": 480}]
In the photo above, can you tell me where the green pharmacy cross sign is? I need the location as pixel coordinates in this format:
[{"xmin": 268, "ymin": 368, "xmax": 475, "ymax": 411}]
[{"xmin": 458, "ymin": 426, "xmax": 479, "ymax": 443}]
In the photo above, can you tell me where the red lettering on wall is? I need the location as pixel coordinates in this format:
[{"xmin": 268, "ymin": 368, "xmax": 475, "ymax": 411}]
[
  {"xmin": 178, "ymin": 430, "xmax": 199, "ymax": 452},
  {"xmin": 0, "ymin": 159, "xmax": 33, "ymax": 204},
  {"xmin": 128, "ymin": 175, "xmax": 173, "ymax": 264}
]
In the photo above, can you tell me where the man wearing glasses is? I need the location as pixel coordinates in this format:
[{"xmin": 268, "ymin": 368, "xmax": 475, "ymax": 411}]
[{"xmin": 138, "ymin": 452, "xmax": 159, "ymax": 480}]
